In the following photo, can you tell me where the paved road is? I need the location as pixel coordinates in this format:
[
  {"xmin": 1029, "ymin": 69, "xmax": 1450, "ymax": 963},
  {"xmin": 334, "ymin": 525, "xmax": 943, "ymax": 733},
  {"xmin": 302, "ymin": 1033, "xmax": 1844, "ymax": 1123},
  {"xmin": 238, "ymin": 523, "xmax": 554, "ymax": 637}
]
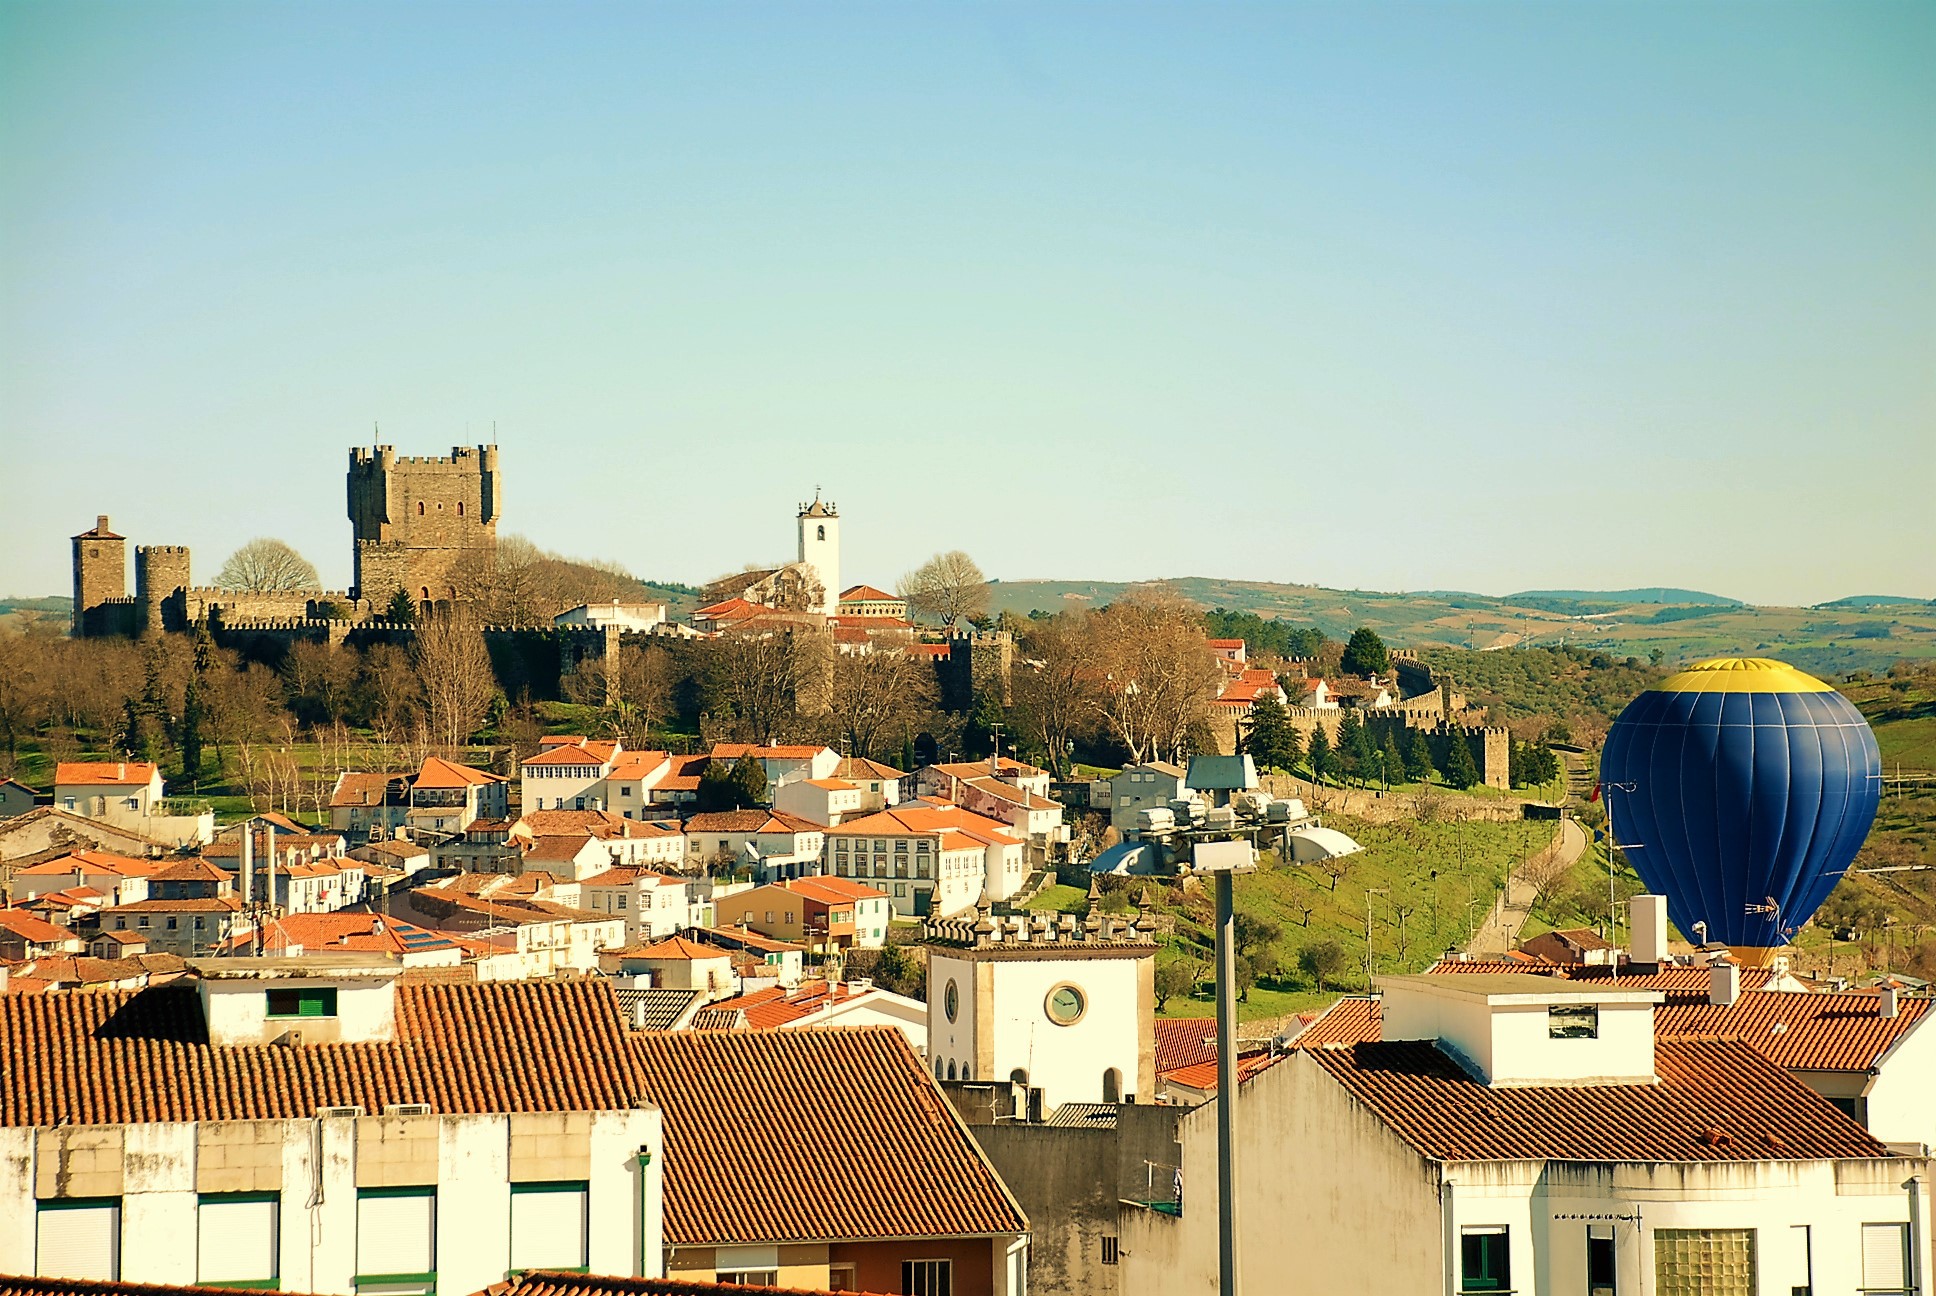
[{"xmin": 1468, "ymin": 816, "xmax": 1588, "ymax": 957}]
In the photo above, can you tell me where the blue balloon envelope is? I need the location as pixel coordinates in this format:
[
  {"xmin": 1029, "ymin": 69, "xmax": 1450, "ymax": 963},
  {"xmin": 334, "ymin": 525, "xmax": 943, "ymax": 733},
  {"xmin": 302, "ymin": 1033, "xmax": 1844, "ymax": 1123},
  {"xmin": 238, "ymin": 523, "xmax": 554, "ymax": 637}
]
[{"xmin": 1599, "ymin": 657, "xmax": 1880, "ymax": 962}]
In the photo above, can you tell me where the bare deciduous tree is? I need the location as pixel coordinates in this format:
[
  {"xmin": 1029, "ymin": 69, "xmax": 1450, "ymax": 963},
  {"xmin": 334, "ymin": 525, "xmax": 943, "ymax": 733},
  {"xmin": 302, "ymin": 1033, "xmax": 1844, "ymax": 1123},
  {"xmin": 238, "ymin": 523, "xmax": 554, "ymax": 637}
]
[
  {"xmin": 1080, "ymin": 595, "xmax": 1223, "ymax": 764},
  {"xmin": 414, "ymin": 612, "xmax": 497, "ymax": 753},
  {"xmin": 898, "ymin": 551, "xmax": 988, "ymax": 630},
  {"xmin": 1012, "ymin": 614, "xmax": 1098, "ymax": 778},
  {"xmin": 828, "ymin": 648, "xmax": 936, "ymax": 762},
  {"xmin": 215, "ymin": 538, "xmax": 321, "ymax": 592},
  {"xmin": 704, "ymin": 631, "xmax": 808, "ymax": 744}
]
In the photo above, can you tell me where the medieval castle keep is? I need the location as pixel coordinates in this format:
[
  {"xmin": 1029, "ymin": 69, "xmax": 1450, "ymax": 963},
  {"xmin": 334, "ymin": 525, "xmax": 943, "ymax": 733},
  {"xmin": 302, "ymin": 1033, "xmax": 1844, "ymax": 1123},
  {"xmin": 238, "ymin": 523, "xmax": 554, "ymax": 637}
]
[{"xmin": 71, "ymin": 445, "xmax": 500, "ymax": 639}]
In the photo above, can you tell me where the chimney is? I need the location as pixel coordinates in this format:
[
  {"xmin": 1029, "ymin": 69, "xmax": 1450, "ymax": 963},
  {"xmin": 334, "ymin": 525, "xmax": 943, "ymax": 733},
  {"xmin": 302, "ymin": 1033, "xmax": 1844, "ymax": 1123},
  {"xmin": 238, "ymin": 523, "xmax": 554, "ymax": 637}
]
[
  {"xmin": 1880, "ymin": 982, "xmax": 1899, "ymax": 1019},
  {"xmin": 1629, "ymin": 894, "xmax": 1668, "ymax": 969},
  {"xmin": 97, "ymin": 514, "xmax": 110, "ymax": 533},
  {"xmin": 1709, "ymin": 960, "xmax": 1740, "ymax": 1006}
]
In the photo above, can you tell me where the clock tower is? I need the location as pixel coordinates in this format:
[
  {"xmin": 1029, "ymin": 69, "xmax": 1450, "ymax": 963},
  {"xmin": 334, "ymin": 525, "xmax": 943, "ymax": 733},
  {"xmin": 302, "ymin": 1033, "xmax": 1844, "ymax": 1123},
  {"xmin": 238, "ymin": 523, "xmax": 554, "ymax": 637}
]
[{"xmin": 924, "ymin": 911, "xmax": 1156, "ymax": 1111}]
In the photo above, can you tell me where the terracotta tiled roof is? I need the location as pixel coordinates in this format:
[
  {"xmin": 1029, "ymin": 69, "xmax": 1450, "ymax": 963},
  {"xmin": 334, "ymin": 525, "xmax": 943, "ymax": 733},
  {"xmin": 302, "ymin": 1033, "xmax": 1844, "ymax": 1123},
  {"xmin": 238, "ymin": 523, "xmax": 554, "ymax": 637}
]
[
  {"xmin": 1290, "ymin": 996, "xmax": 1383, "ymax": 1049},
  {"xmin": 631, "ymin": 1027, "xmax": 1027, "ymax": 1245},
  {"xmin": 608, "ymin": 751, "xmax": 672, "ymax": 781},
  {"xmin": 839, "ymin": 585, "xmax": 898, "ymax": 602},
  {"xmin": 522, "ymin": 744, "xmax": 613, "ymax": 768},
  {"xmin": 110, "ymin": 897, "xmax": 242, "ymax": 913},
  {"xmin": 414, "ymin": 755, "xmax": 507, "ymax": 788},
  {"xmin": 54, "ymin": 761, "xmax": 159, "ymax": 787},
  {"xmin": 0, "ymin": 979, "xmax": 645, "ymax": 1124},
  {"xmin": 834, "ymin": 757, "xmax": 906, "ymax": 781},
  {"xmin": 15, "ymin": 849, "xmax": 163, "ymax": 878},
  {"xmin": 699, "ymin": 980, "xmax": 886, "ymax": 1030},
  {"xmin": 506, "ymin": 1271, "xmax": 893, "ymax": 1296},
  {"xmin": 700, "ymin": 926, "xmax": 803, "ymax": 956},
  {"xmin": 329, "ymin": 771, "xmax": 405, "ymax": 808},
  {"xmin": 1160, "ymin": 1051, "xmax": 1280, "ymax": 1093},
  {"xmin": 783, "ymin": 876, "xmax": 886, "ymax": 904},
  {"xmin": 804, "ymin": 778, "xmax": 857, "ymax": 791},
  {"xmin": 709, "ymin": 744, "xmax": 835, "ymax": 762},
  {"xmin": 0, "ymin": 910, "xmax": 78, "ymax": 943},
  {"xmin": 524, "ymin": 835, "xmax": 603, "ymax": 863},
  {"xmin": 1425, "ymin": 957, "xmax": 1778, "ymax": 1004},
  {"xmin": 253, "ymin": 913, "xmax": 464, "ymax": 958},
  {"xmin": 826, "ymin": 802, "xmax": 1017, "ymax": 845},
  {"xmin": 1653, "ymin": 989, "xmax": 1931, "ymax": 1072},
  {"xmin": 150, "ymin": 858, "xmax": 229, "ymax": 882},
  {"xmin": 0, "ymin": 1276, "xmax": 333, "ymax": 1296},
  {"xmin": 657, "ymin": 754, "xmax": 712, "ymax": 791},
  {"xmin": 1306, "ymin": 1037, "xmax": 1890, "ymax": 1163},
  {"xmin": 684, "ymin": 810, "xmax": 819, "ymax": 835},
  {"xmin": 631, "ymin": 935, "xmax": 733, "ymax": 961},
  {"xmin": 929, "ymin": 757, "xmax": 1046, "ymax": 782},
  {"xmin": 961, "ymin": 776, "xmax": 1057, "ymax": 811},
  {"xmin": 1153, "ymin": 1018, "xmax": 1216, "ymax": 1073}
]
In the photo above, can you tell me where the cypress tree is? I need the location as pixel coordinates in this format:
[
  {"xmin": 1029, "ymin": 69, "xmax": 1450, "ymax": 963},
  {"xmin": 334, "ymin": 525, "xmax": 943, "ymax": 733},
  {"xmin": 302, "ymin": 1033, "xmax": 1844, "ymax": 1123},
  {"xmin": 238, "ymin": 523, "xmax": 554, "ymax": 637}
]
[
  {"xmin": 1443, "ymin": 732, "xmax": 1480, "ymax": 789},
  {"xmin": 1405, "ymin": 727, "xmax": 1435, "ymax": 782},
  {"xmin": 1307, "ymin": 725, "xmax": 1333, "ymax": 784}
]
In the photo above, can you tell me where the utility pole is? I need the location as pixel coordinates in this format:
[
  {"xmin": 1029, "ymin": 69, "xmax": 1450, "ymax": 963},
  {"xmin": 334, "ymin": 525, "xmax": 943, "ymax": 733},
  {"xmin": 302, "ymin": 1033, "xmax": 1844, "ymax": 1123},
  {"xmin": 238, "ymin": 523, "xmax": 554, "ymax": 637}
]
[
  {"xmin": 1365, "ymin": 886, "xmax": 1390, "ymax": 988},
  {"xmin": 1191, "ymin": 832, "xmax": 1257, "ymax": 1296}
]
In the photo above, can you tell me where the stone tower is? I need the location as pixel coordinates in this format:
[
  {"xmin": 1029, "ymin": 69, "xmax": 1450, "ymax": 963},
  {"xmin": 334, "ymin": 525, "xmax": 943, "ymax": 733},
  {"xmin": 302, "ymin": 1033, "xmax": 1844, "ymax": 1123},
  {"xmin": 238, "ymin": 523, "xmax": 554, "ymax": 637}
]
[
  {"xmin": 135, "ymin": 545, "xmax": 192, "ymax": 637},
  {"xmin": 797, "ymin": 491, "xmax": 839, "ymax": 617},
  {"xmin": 71, "ymin": 515, "xmax": 127, "ymax": 637},
  {"xmin": 347, "ymin": 445, "xmax": 501, "ymax": 610}
]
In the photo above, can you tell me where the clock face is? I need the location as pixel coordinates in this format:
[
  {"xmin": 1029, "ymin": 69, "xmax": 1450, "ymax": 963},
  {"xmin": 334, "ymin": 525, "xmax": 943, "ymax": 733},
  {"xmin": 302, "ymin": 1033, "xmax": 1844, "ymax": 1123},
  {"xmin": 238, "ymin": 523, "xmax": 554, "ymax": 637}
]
[
  {"xmin": 1045, "ymin": 983, "xmax": 1086, "ymax": 1026},
  {"xmin": 944, "ymin": 979, "xmax": 959, "ymax": 1023}
]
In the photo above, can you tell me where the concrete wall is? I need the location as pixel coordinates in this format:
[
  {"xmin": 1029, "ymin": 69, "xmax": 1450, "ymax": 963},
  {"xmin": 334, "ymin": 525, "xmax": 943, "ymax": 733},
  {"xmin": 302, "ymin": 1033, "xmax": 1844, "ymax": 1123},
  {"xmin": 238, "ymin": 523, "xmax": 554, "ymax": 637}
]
[{"xmin": 0, "ymin": 1107, "xmax": 661, "ymax": 1292}]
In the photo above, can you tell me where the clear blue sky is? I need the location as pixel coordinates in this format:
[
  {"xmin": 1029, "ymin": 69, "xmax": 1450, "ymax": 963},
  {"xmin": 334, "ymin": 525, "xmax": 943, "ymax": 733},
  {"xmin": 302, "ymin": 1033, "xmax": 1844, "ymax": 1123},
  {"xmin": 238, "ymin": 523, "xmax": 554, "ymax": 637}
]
[{"xmin": 4, "ymin": 2, "xmax": 1931, "ymax": 606}]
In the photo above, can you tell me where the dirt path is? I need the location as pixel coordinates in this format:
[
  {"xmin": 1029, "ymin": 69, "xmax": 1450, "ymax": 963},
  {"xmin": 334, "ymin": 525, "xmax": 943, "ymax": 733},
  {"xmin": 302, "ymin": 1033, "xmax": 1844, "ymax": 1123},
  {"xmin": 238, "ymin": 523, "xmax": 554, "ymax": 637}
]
[{"xmin": 1467, "ymin": 817, "xmax": 1587, "ymax": 956}]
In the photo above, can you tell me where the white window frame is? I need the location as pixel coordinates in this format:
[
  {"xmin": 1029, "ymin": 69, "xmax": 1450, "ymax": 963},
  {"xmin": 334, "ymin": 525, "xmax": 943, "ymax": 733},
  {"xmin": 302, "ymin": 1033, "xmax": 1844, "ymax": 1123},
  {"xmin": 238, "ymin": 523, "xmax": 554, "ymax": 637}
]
[{"xmin": 35, "ymin": 1197, "xmax": 120, "ymax": 1280}]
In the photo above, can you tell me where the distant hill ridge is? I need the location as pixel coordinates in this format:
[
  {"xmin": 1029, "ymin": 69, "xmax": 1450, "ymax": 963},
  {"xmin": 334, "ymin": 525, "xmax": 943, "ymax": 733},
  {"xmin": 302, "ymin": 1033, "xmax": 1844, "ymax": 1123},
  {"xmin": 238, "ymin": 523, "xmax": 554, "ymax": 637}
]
[{"xmin": 1509, "ymin": 587, "xmax": 1742, "ymax": 606}]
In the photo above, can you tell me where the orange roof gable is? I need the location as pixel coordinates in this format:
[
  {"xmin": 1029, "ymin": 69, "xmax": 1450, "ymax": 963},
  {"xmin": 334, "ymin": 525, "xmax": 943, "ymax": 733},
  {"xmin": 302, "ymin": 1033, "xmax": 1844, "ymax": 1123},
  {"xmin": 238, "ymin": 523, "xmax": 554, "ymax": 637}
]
[
  {"xmin": 54, "ymin": 761, "xmax": 158, "ymax": 787},
  {"xmin": 413, "ymin": 756, "xmax": 506, "ymax": 788},
  {"xmin": 839, "ymin": 584, "xmax": 899, "ymax": 602}
]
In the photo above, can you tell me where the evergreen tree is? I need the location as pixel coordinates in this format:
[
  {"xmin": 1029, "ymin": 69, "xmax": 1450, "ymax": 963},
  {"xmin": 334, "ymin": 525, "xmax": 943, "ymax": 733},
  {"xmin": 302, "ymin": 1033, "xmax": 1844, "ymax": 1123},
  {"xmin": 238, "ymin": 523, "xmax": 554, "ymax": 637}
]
[
  {"xmin": 1442, "ymin": 732, "xmax": 1480, "ymax": 789},
  {"xmin": 1404, "ymin": 727, "xmax": 1435, "ymax": 782},
  {"xmin": 1340, "ymin": 627, "xmax": 1390, "ymax": 677},
  {"xmin": 1380, "ymin": 733, "xmax": 1406, "ymax": 788},
  {"xmin": 385, "ymin": 587, "xmax": 418, "ymax": 624},
  {"xmin": 1243, "ymin": 696, "xmax": 1301, "ymax": 772},
  {"xmin": 695, "ymin": 760, "xmax": 739, "ymax": 812},
  {"xmin": 179, "ymin": 676, "xmax": 206, "ymax": 787},
  {"xmin": 730, "ymin": 752, "xmax": 769, "ymax": 806},
  {"xmin": 1348, "ymin": 714, "xmax": 1377, "ymax": 783},
  {"xmin": 1306, "ymin": 725, "xmax": 1333, "ymax": 784},
  {"xmin": 1336, "ymin": 710, "xmax": 1365, "ymax": 784}
]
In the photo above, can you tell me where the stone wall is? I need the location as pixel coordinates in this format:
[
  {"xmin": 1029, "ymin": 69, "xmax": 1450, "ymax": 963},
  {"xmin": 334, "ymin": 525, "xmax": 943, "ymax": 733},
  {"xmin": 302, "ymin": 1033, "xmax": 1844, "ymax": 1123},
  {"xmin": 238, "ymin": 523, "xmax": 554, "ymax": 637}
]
[{"xmin": 347, "ymin": 444, "xmax": 500, "ymax": 602}]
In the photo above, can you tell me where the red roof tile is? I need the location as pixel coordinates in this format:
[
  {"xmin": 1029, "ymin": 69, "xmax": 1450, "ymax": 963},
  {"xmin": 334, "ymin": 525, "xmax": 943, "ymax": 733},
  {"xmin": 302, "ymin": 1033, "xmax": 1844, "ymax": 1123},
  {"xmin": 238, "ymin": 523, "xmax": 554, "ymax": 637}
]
[
  {"xmin": 1159, "ymin": 1051, "xmax": 1280, "ymax": 1093},
  {"xmin": 1307, "ymin": 1037, "xmax": 1890, "ymax": 1163},
  {"xmin": 0, "ymin": 979, "xmax": 645, "ymax": 1125},
  {"xmin": 1653, "ymin": 989, "xmax": 1931, "ymax": 1072},
  {"xmin": 1290, "ymin": 996, "xmax": 1383, "ymax": 1049},
  {"xmin": 54, "ymin": 761, "xmax": 159, "ymax": 787},
  {"xmin": 413, "ymin": 755, "xmax": 507, "ymax": 788},
  {"xmin": 630, "ymin": 1027, "xmax": 1027, "ymax": 1245},
  {"xmin": 1153, "ymin": 1018, "xmax": 1217, "ymax": 1074}
]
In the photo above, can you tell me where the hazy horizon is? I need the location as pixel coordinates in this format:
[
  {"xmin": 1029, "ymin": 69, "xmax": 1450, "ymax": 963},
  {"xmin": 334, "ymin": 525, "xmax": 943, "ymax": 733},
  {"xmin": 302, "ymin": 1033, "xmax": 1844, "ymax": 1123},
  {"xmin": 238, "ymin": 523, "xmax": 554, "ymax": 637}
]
[{"xmin": 4, "ymin": 3, "xmax": 1931, "ymax": 607}]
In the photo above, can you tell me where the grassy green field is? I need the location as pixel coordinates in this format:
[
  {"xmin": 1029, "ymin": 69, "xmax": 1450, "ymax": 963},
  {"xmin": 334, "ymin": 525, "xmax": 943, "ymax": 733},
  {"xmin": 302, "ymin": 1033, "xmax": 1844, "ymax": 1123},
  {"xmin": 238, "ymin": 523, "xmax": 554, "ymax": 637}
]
[{"xmin": 1149, "ymin": 812, "xmax": 1560, "ymax": 1022}]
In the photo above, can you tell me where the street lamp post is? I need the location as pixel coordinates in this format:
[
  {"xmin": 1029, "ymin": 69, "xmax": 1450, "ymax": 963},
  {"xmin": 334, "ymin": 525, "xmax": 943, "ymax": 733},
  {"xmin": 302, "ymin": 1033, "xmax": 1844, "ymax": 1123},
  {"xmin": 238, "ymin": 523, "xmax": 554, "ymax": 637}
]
[
  {"xmin": 1364, "ymin": 886, "xmax": 1390, "ymax": 989},
  {"xmin": 1192, "ymin": 833, "xmax": 1259, "ymax": 1296}
]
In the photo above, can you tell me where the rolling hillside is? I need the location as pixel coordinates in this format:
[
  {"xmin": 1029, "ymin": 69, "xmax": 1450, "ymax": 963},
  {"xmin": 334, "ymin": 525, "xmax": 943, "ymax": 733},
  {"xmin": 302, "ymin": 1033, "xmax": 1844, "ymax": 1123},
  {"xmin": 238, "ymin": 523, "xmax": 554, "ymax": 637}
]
[{"xmin": 985, "ymin": 577, "xmax": 1936, "ymax": 675}]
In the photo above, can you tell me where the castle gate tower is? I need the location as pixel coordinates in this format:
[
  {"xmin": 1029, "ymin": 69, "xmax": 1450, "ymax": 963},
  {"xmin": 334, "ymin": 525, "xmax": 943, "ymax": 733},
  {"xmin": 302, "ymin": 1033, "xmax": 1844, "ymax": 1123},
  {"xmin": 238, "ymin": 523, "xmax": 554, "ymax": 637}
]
[
  {"xmin": 347, "ymin": 445, "xmax": 501, "ymax": 611},
  {"xmin": 71, "ymin": 516, "xmax": 127, "ymax": 637},
  {"xmin": 797, "ymin": 491, "xmax": 839, "ymax": 617}
]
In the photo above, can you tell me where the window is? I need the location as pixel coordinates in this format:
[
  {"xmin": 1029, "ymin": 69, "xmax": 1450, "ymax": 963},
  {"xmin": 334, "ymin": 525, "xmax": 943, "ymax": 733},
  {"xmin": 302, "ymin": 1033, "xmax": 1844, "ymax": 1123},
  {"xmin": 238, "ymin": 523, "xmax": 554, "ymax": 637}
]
[
  {"xmin": 1460, "ymin": 1227, "xmax": 1510, "ymax": 1293},
  {"xmin": 356, "ymin": 1186, "xmax": 435, "ymax": 1293},
  {"xmin": 1655, "ymin": 1228, "xmax": 1754, "ymax": 1296},
  {"xmin": 510, "ymin": 1181, "xmax": 588, "ymax": 1272},
  {"xmin": 1861, "ymin": 1223, "xmax": 1910, "ymax": 1296},
  {"xmin": 456, "ymin": 502, "xmax": 464, "ymax": 516},
  {"xmin": 1102, "ymin": 1067, "xmax": 1122, "ymax": 1102},
  {"xmin": 1101, "ymin": 1236, "xmax": 1120, "ymax": 1266},
  {"xmin": 829, "ymin": 1265, "xmax": 859, "ymax": 1291},
  {"xmin": 1792, "ymin": 1224, "xmax": 1812, "ymax": 1296},
  {"xmin": 719, "ymin": 1273, "xmax": 777, "ymax": 1287},
  {"xmin": 1587, "ymin": 1224, "xmax": 1614, "ymax": 1296},
  {"xmin": 199, "ymin": 1192, "xmax": 278, "ymax": 1286},
  {"xmin": 903, "ymin": 1258, "xmax": 952, "ymax": 1296},
  {"xmin": 36, "ymin": 1197, "xmax": 120, "ymax": 1280},
  {"xmin": 266, "ymin": 987, "xmax": 338, "ymax": 1018},
  {"xmin": 1548, "ymin": 1005, "xmax": 1598, "ymax": 1039},
  {"xmin": 416, "ymin": 502, "xmax": 425, "ymax": 515},
  {"xmin": 816, "ymin": 525, "xmax": 825, "ymax": 540}
]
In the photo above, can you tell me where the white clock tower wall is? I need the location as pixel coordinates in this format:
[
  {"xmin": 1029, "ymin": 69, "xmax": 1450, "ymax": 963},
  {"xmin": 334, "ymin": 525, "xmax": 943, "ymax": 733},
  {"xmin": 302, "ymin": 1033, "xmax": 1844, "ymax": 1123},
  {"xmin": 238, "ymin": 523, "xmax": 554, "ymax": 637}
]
[{"xmin": 928, "ymin": 946, "xmax": 1153, "ymax": 1111}]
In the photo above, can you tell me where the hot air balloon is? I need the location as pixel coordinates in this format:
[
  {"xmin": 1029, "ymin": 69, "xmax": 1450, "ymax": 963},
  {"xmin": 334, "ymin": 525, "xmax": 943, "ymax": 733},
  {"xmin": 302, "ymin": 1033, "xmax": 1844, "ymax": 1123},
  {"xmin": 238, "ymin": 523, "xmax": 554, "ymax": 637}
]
[{"xmin": 1599, "ymin": 657, "xmax": 1879, "ymax": 965}]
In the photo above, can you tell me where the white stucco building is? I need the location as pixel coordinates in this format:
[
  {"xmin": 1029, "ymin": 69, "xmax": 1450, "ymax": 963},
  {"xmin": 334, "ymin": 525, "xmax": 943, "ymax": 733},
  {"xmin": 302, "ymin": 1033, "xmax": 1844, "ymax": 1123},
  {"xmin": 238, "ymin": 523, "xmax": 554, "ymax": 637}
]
[
  {"xmin": 0, "ymin": 957, "xmax": 665, "ymax": 1293},
  {"xmin": 1119, "ymin": 972, "xmax": 1933, "ymax": 1296},
  {"xmin": 925, "ymin": 913, "xmax": 1157, "ymax": 1110}
]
